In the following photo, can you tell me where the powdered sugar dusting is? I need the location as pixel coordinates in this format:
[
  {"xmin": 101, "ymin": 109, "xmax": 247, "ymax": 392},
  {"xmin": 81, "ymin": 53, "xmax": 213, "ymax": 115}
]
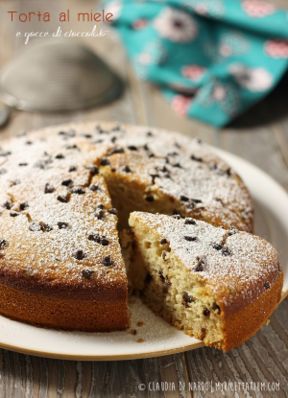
[
  {"xmin": 131, "ymin": 212, "xmax": 281, "ymax": 308},
  {"xmin": 0, "ymin": 121, "xmax": 253, "ymax": 290}
]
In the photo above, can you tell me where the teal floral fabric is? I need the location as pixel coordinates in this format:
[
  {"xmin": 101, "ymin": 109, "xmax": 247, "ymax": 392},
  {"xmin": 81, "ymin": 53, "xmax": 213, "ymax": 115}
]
[{"xmin": 105, "ymin": 0, "xmax": 288, "ymax": 127}]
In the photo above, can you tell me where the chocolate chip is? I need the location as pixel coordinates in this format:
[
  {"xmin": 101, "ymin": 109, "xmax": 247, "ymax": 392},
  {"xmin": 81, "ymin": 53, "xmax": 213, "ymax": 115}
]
[
  {"xmin": 159, "ymin": 165, "xmax": 169, "ymax": 173},
  {"xmin": 172, "ymin": 214, "xmax": 181, "ymax": 220},
  {"xmin": 19, "ymin": 202, "xmax": 29, "ymax": 211},
  {"xmin": 57, "ymin": 222, "xmax": 69, "ymax": 229},
  {"xmin": 108, "ymin": 208, "xmax": 118, "ymax": 215},
  {"xmin": 72, "ymin": 188, "xmax": 85, "ymax": 195},
  {"xmin": 55, "ymin": 154, "xmax": 65, "ymax": 159},
  {"xmin": 88, "ymin": 166, "xmax": 99, "ymax": 176},
  {"xmin": 57, "ymin": 195, "xmax": 69, "ymax": 203},
  {"xmin": 212, "ymin": 243, "xmax": 222, "ymax": 251},
  {"xmin": 150, "ymin": 173, "xmax": 160, "ymax": 184},
  {"xmin": 172, "ymin": 162, "xmax": 182, "ymax": 168},
  {"xmin": 0, "ymin": 240, "xmax": 8, "ymax": 250},
  {"xmin": 18, "ymin": 162, "xmax": 28, "ymax": 167},
  {"xmin": 195, "ymin": 256, "xmax": 205, "ymax": 272},
  {"xmin": 180, "ymin": 195, "xmax": 189, "ymax": 202},
  {"xmin": 145, "ymin": 195, "xmax": 154, "ymax": 202},
  {"xmin": 102, "ymin": 255, "xmax": 113, "ymax": 266},
  {"xmin": 184, "ymin": 218, "xmax": 196, "ymax": 225},
  {"xmin": 25, "ymin": 140, "xmax": 33, "ymax": 145},
  {"xmin": 44, "ymin": 183, "xmax": 55, "ymax": 194},
  {"xmin": 88, "ymin": 233, "xmax": 101, "ymax": 243},
  {"xmin": 62, "ymin": 179, "xmax": 73, "ymax": 187},
  {"xmin": 88, "ymin": 233, "xmax": 108, "ymax": 246},
  {"xmin": 109, "ymin": 147, "xmax": 124, "ymax": 155},
  {"xmin": 101, "ymin": 238, "xmax": 109, "ymax": 246},
  {"xmin": 184, "ymin": 236, "xmax": 197, "ymax": 242},
  {"xmin": 203, "ymin": 308, "xmax": 210, "ymax": 317},
  {"xmin": 160, "ymin": 239, "xmax": 168, "ymax": 245},
  {"xmin": 73, "ymin": 250, "xmax": 86, "ymax": 260},
  {"xmin": 167, "ymin": 151, "xmax": 178, "ymax": 157},
  {"xmin": 212, "ymin": 303, "xmax": 221, "ymax": 314},
  {"xmin": 65, "ymin": 144, "xmax": 79, "ymax": 151},
  {"xmin": 10, "ymin": 212, "xmax": 19, "ymax": 217},
  {"xmin": 182, "ymin": 292, "xmax": 195, "ymax": 307},
  {"xmin": 95, "ymin": 208, "xmax": 104, "ymax": 220},
  {"xmin": 3, "ymin": 201, "xmax": 12, "ymax": 210},
  {"xmin": 191, "ymin": 198, "xmax": 202, "ymax": 204},
  {"xmin": 89, "ymin": 184, "xmax": 99, "ymax": 192},
  {"xmin": 82, "ymin": 269, "xmax": 94, "ymax": 279},
  {"xmin": 58, "ymin": 130, "xmax": 76, "ymax": 138},
  {"xmin": 264, "ymin": 281, "xmax": 270, "ymax": 289},
  {"xmin": 100, "ymin": 158, "xmax": 110, "ymax": 166},
  {"xmin": 146, "ymin": 131, "xmax": 153, "ymax": 137},
  {"xmin": 83, "ymin": 134, "xmax": 92, "ymax": 139},
  {"xmin": 222, "ymin": 247, "xmax": 232, "ymax": 256},
  {"xmin": 191, "ymin": 154, "xmax": 203, "ymax": 162},
  {"xmin": 127, "ymin": 145, "xmax": 138, "ymax": 151},
  {"xmin": 69, "ymin": 166, "xmax": 77, "ymax": 172},
  {"xmin": 29, "ymin": 222, "xmax": 52, "ymax": 232},
  {"xmin": 228, "ymin": 229, "xmax": 237, "ymax": 236},
  {"xmin": 217, "ymin": 167, "xmax": 231, "ymax": 177},
  {"xmin": 123, "ymin": 165, "xmax": 132, "ymax": 173},
  {"xmin": 111, "ymin": 136, "xmax": 117, "ymax": 143},
  {"xmin": 40, "ymin": 222, "xmax": 53, "ymax": 232}
]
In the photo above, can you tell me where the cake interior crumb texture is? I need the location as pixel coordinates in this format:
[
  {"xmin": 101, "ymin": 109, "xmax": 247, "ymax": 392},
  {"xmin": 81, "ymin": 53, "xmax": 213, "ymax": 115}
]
[{"xmin": 128, "ymin": 212, "xmax": 283, "ymax": 351}]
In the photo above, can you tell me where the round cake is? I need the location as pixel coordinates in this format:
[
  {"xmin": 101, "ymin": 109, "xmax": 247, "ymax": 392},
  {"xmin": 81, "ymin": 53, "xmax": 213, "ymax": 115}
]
[{"xmin": 0, "ymin": 121, "xmax": 282, "ymax": 350}]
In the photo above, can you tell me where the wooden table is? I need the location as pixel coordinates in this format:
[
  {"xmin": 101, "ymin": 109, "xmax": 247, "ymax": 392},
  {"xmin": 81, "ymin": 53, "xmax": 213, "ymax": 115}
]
[{"xmin": 0, "ymin": 1, "xmax": 287, "ymax": 396}]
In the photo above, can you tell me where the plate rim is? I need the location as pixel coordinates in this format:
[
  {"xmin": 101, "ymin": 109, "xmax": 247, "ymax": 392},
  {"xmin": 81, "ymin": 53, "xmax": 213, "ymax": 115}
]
[{"xmin": 0, "ymin": 147, "xmax": 287, "ymax": 361}]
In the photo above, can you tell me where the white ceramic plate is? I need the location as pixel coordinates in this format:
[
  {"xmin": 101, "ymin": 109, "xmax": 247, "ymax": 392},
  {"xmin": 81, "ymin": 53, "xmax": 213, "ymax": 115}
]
[{"xmin": 0, "ymin": 149, "xmax": 287, "ymax": 360}]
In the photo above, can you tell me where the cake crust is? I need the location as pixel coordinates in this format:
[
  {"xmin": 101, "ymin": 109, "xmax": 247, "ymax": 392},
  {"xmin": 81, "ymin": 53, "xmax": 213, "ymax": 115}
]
[{"xmin": 0, "ymin": 282, "xmax": 128, "ymax": 331}]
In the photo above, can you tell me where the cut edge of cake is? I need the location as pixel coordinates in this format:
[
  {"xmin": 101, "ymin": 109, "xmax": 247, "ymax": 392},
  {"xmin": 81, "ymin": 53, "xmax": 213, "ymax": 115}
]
[{"xmin": 128, "ymin": 211, "xmax": 283, "ymax": 351}]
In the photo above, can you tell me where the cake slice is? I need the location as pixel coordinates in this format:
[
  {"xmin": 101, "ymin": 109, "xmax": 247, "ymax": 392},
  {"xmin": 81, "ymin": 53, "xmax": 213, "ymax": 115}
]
[{"xmin": 128, "ymin": 212, "xmax": 283, "ymax": 351}]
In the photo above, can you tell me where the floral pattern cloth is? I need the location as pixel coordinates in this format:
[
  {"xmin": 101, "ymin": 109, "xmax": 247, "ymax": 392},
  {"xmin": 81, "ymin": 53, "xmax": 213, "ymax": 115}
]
[{"xmin": 105, "ymin": 0, "xmax": 288, "ymax": 127}]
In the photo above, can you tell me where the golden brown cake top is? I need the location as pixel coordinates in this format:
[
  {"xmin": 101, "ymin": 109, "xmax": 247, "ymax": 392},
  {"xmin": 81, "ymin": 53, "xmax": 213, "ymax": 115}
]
[
  {"xmin": 4, "ymin": 121, "xmax": 252, "ymax": 228},
  {"xmin": 129, "ymin": 212, "xmax": 281, "ymax": 311},
  {"xmin": 0, "ymin": 121, "xmax": 253, "ymax": 293}
]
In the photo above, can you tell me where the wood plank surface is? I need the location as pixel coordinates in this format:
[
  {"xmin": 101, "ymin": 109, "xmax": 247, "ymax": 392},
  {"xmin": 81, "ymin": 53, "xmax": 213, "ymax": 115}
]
[{"xmin": 0, "ymin": 0, "xmax": 287, "ymax": 397}]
